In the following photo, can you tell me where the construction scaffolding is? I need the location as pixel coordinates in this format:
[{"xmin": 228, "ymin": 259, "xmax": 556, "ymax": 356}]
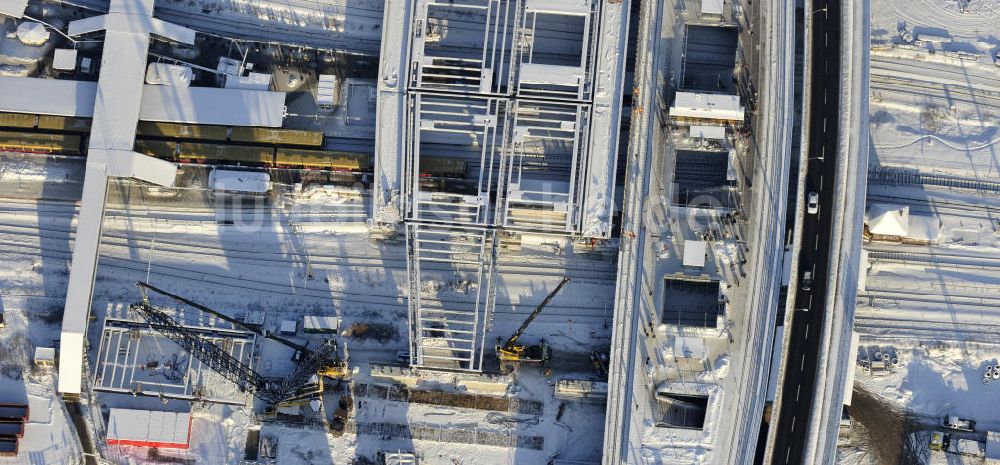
[
  {"xmin": 408, "ymin": 0, "xmax": 519, "ymax": 95},
  {"xmin": 406, "ymin": 224, "xmax": 497, "ymax": 371},
  {"xmin": 502, "ymin": 100, "xmax": 590, "ymax": 232},
  {"xmin": 404, "ymin": 94, "xmax": 509, "ymax": 225}
]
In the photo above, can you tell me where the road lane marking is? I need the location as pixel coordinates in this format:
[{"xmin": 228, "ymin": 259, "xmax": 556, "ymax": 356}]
[
  {"xmin": 822, "ymin": 145, "xmax": 825, "ymax": 157},
  {"xmin": 812, "ymin": 262, "xmax": 817, "ymax": 274},
  {"xmin": 823, "ymin": 117, "xmax": 827, "ymax": 132},
  {"xmin": 820, "ymin": 174, "xmax": 824, "ymax": 191},
  {"xmin": 796, "ymin": 384, "xmax": 801, "ymax": 402},
  {"xmin": 808, "ymin": 295, "xmax": 813, "ymax": 308},
  {"xmin": 786, "ymin": 446, "xmax": 792, "ymax": 464},
  {"xmin": 801, "ymin": 354, "xmax": 806, "ymax": 371},
  {"xmin": 824, "ymin": 89, "xmax": 827, "ymax": 104},
  {"xmin": 825, "ymin": 32, "xmax": 828, "ymax": 47},
  {"xmin": 815, "ymin": 235, "xmax": 820, "ymax": 250},
  {"xmin": 791, "ymin": 416, "xmax": 797, "ymax": 432},
  {"xmin": 805, "ymin": 323, "xmax": 810, "ymax": 340}
]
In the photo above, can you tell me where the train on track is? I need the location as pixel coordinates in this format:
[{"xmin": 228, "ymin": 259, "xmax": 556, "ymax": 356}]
[{"xmin": 0, "ymin": 113, "xmax": 469, "ymax": 178}]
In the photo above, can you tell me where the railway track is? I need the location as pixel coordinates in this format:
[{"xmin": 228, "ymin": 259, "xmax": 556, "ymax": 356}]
[
  {"xmin": 854, "ymin": 314, "xmax": 1000, "ymax": 343},
  {"xmin": 866, "ymin": 249, "xmax": 1000, "ymax": 269},
  {"xmin": 870, "ymin": 74, "xmax": 1000, "ymax": 108},
  {"xmin": 0, "ymin": 240, "xmax": 613, "ymax": 320},
  {"xmin": 866, "ymin": 193, "xmax": 998, "ymax": 220}
]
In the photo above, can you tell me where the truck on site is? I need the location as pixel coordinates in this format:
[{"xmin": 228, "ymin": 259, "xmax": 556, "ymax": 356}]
[{"xmin": 942, "ymin": 415, "xmax": 976, "ymax": 432}]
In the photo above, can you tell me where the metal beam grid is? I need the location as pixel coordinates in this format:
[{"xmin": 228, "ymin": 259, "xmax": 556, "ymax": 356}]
[
  {"xmin": 92, "ymin": 317, "xmax": 255, "ymax": 404},
  {"xmin": 514, "ymin": 0, "xmax": 597, "ymax": 100},
  {"xmin": 405, "ymin": 223, "xmax": 497, "ymax": 372},
  {"xmin": 404, "ymin": 93, "xmax": 510, "ymax": 225},
  {"xmin": 501, "ymin": 99, "xmax": 590, "ymax": 233},
  {"xmin": 408, "ymin": 0, "xmax": 521, "ymax": 95}
]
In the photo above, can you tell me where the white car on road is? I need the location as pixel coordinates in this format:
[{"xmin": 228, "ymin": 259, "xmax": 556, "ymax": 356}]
[{"xmin": 807, "ymin": 191, "xmax": 819, "ymax": 214}]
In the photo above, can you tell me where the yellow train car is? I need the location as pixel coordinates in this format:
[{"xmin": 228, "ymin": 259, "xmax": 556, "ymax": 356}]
[
  {"xmin": 0, "ymin": 113, "xmax": 38, "ymax": 130},
  {"xmin": 275, "ymin": 148, "xmax": 370, "ymax": 171},
  {"xmin": 0, "ymin": 130, "xmax": 82, "ymax": 155},
  {"xmin": 137, "ymin": 121, "xmax": 229, "ymax": 141},
  {"xmin": 133, "ymin": 139, "xmax": 179, "ymax": 159},
  {"xmin": 37, "ymin": 115, "xmax": 92, "ymax": 133},
  {"xmin": 177, "ymin": 142, "xmax": 274, "ymax": 165},
  {"xmin": 230, "ymin": 127, "xmax": 324, "ymax": 147},
  {"xmin": 420, "ymin": 156, "xmax": 467, "ymax": 178}
]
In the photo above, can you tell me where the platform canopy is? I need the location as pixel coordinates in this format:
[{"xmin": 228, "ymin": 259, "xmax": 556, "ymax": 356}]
[{"xmin": 671, "ymin": 92, "xmax": 744, "ymax": 122}]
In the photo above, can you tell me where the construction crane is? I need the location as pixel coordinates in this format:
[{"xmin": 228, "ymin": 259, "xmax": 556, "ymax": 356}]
[
  {"xmin": 496, "ymin": 276, "xmax": 570, "ymax": 364},
  {"xmin": 136, "ymin": 282, "xmax": 350, "ymax": 380},
  {"xmin": 130, "ymin": 282, "xmax": 347, "ymax": 404}
]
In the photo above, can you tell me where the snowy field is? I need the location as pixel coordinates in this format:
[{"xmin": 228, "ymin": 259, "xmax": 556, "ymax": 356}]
[
  {"xmin": 846, "ymin": 0, "xmax": 1000, "ymax": 462},
  {"xmin": 0, "ymin": 153, "xmax": 615, "ymax": 464}
]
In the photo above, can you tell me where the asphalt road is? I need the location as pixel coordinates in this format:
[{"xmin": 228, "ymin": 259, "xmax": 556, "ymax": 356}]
[{"xmin": 770, "ymin": 0, "xmax": 841, "ymax": 464}]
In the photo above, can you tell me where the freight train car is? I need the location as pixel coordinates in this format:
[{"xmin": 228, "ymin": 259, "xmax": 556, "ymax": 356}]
[
  {"xmin": 230, "ymin": 127, "xmax": 324, "ymax": 147},
  {"xmin": 177, "ymin": 142, "xmax": 273, "ymax": 165},
  {"xmin": 0, "ymin": 130, "xmax": 82, "ymax": 155},
  {"xmin": 275, "ymin": 148, "xmax": 370, "ymax": 171},
  {"xmin": 420, "ymin": 156, "xmax": 468, "ymax": 178},
  {"xmin": 133, "ymin": 139, "xmax": 179, "ymax": 159},
  {"xmin": 0, "ymin": 113, "xmax": 37, "ymax": 130},
  {"xmin": 137, "ymin": 121, "xmax": 229, "ymax": 141},
  {"xmin": 36, "ymin": 115, "xmax": 92, "ymax": 133},
  {"xmin": 0, "ymin": 113, "xmax": 92, "ymax": 133}
]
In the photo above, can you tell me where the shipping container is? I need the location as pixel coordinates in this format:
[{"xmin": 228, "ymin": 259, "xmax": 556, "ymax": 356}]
[
  {"xmin": 0, "ymin": 403, "xmax": 28, "ymax": 422},
  {"xmin": 230, "ymin": 127, "xmax": 324, "ymax": 147},
  {"xmin": 137, "ymin": 122, "xmax": 229, "ymax": 141},
  {"xmin": 37, "ymin": 115, "xmax": 92, "ymax": 133},
  {"xmin": 0, "ymin": 421, "xmax": 24, "ymax": 438},
  {"xmin": 0, "ymin": 436, "xmax": 17, "ymax": 457}
]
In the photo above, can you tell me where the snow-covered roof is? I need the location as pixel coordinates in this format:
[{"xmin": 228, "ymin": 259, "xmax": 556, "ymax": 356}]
[
  {"xmin": 0, "ymin": 77, "xmax": 286, "ymax": 127},
  {"xmin": 689, "ymin": 125, "xmax": 726, "ymax": 140},
  {"xmin": 0, "ymin": 77, "xmax": 98, "ymax": 116},
  {"xmin": 671, "ymin": 92, "xmax": 744, "ymax": 121},
  {"xmin": 524, "ymin": 0, "xmax": 591, "ymax": 14},
  {"xmin": 279, "ymin": 320, "xmax": 297, "ymax": 333},
  {"xmin": 683, "ymin": 240, "xmax": 707, "ymax": 267},
  {"xmin": 145, "ymin": 63, "xmax": 192, "ymax": 86},
  {"xmin": 673, "ymin": 336, "xmax": 708, "ymax": 359},
  {"xmin": 907, "ymin": 214, "xmax": 940, "ymax": 241},
  {"xmin": 107, "ymin": 409, "xmax": 191, "ymax": 449},
  {"xmin": 210, "ymin": 170, "xmax": 270, "ymax": 193},
  {"xmin": 0, "ymin": 0, "xmax": 28, "ymax": 18},
  {"xmin": 303, "ymin": 315, "xmax": 340, "ymax": 332},
  {"xmin": 33, "ymin": 347, "xmax": 55, "ymax": 362},
  {"xmin": 866, "ymin": 203, "xmax": 909, "ymax": 236},
  {"xmin": 317, "ymin": 74, "xmax": 338, "ymax": 106},
  {"xmin": 52, "ymin": 49, "xmax": 77, "ymax": 71},
  {"xmin": 139, "ymin": 86, "xmax": 286, "ymax": 127},
  {"xmin": 701, "ymin": 0, "xmax": 724, "ymax": 16},
  {"xmin": 224, "ymin": 72, "xmax": 271, "ymax": 91},
  {"xmin": 986, "ymin": 431, "xmax": 1000, "ymax": 460}
]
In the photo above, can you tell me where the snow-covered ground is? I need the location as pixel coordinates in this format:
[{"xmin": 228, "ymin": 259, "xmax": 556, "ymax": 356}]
[
  {"xmin": 0, "ymin": 153, "xmax": 616, "ymax": 463},
  {"xmin": 843, "ymin": 0, "xmax": 1000, "ymax": 462}
]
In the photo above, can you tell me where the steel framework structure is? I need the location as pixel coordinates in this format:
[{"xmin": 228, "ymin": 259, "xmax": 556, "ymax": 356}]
[
  {"xmin": 502, "ymin": 99, "xmax": 591, "ymax": 233},
  {"xmin": 405, "ymin": 224, "xmax": 497, "ymax": 371},
  {"xmin": 404, "ymin": 93, "xmax": 510, "ymax": 225}
]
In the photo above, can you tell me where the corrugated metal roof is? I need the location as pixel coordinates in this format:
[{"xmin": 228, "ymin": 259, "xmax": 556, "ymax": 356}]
[{"xmin": 107, "ymin": 409, "xmax": 191, "ymax": 446}]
